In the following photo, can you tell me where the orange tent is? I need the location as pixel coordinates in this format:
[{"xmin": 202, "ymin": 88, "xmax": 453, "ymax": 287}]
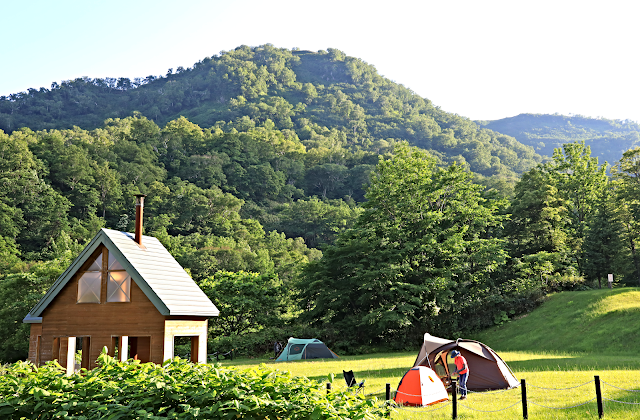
[{"xmin": 394, "ymin": 366, "xmax": 449, "ymax": 406}]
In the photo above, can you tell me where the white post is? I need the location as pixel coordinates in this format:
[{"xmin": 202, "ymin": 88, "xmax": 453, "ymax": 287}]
[
  {"xmin": 198, "ymin": 329, "xmax": 207, "ymax": 364},
  {"xmin": 66, "ymin": 336, "xmax": 76, "ymax": 376},
  {"xmin": 608, "ymin": 274, "xmax": 614, "ymax": 289},
  {"xmin": 120, "ymin": 336, "xmax": 129, "ymax": 362},
  {"xmin": 163, "ymin": 334, "xmax": 174, "ymax": 363}
]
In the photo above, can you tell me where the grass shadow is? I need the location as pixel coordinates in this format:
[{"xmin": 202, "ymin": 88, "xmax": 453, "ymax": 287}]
[{"xmin": 508, "ymin": 354, "xmax": 640, "ymax": 372}]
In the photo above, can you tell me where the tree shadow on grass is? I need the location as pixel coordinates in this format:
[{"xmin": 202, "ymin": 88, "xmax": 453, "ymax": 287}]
[{"xmin": 306, "ymin": 366, "xmax": 412, "ymax": 385}]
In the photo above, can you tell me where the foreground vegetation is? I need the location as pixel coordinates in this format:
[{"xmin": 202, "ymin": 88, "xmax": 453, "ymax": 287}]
[
  {"xmin": 0, "ymin": 353, "xmax": 388, "ymax": 419},
  {"xmin": 3, "ymin": 349, "xmax": 638, "ymax": 419}
]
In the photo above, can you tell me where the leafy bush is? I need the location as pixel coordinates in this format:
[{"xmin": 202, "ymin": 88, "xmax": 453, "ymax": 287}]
[
  {"xmin": 544, "ymin": 274, "xmax": 590, "ymax": 292},
  {"xmin": 0, "ymin": 351, "xmax": 389, "ymax": 419}
]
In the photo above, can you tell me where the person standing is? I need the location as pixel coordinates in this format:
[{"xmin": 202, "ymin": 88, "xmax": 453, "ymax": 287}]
[{"xmin": 451, "ymin": 350, "xmax": 469, "ymax": 400}]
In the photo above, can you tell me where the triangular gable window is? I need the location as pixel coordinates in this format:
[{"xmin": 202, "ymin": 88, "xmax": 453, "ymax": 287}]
[
  {"xmin": 108, "ymin": 252, "xmax": 124, "ymax": 271},
  {"xmin": 107, "ymin": 253, "xmax": 130, "ymax": 302},
  {"xmin": 78, "ymin": 252, "xmax": 102, "ymax": 303},
  {"xmin": 77, "ymin": 248, "xmax": 131, "ymax": 303}
]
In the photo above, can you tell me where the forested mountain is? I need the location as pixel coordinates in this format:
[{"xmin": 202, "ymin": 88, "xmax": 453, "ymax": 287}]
[
  {"xmin": 2, "ymin": 45, "xmax": 640, "ymax": 362},
  {"xmin": 0, "ymin": 45, "xmax": 542, "ymax": 185},
  {"xmin": 480, "ymin": 113, "xmax": 640, "ymax": 165}
]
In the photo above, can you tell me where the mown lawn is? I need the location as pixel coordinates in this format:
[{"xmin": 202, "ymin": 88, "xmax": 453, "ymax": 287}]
[{"xmin": 220, "ymin": 351, "xmax": 640, "ymax": 419}]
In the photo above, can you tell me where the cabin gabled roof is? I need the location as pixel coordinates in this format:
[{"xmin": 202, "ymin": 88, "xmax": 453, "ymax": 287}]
[{"xmin": 25, "ymin": 228, "xmax": 219, "ymax": 320}]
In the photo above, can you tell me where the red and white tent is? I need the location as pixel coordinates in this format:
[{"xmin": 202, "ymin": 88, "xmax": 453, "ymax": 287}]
[{"xmin": 394, "ymin": 366, "xmax": 449, "ymax": 406}]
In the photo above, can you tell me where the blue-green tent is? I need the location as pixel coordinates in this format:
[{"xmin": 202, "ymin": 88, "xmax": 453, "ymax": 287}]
[{"xmin": 275, "ymin": 338, "xmax": 339, "ymax": 361}]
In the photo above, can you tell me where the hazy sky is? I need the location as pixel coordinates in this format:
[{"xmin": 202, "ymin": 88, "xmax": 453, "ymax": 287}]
[{"xmin": 2, "ymin": 0, "xmax": 639, "ymax": 122}]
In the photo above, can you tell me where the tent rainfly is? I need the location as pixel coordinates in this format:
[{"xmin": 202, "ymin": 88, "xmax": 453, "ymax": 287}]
[
  {"xmin": 394, "ymin": 366, "xmax": 449, "ymax": 406},
  {"xmin": 414, "ymin": 333, "xmax": 519, "ymax": 391},
  {"xmin": 275, "ymin": 338, "xmax": 338, "ymax": 361}
]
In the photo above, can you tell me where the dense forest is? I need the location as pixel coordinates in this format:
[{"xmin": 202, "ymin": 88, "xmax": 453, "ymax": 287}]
[
  {"xmin": 1, "ymin": 45, "xmax": 639, "ymax": 362},
  {"xmin": 0, "ymin": 46, "xmax": 542, "ymax": 188},
  {"xmin": 480, "ymin": 113, "xmax": 640, "ymax": 166}
]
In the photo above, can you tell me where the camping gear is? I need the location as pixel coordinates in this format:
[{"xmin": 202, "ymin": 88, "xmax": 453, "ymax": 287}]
[
  {"xmin": 394, "ymin": 366, "xmax": 449, "ymax": 406},
  {"xmin": 343, "ymin": 370, "xmax": 365, "ymax": 394},
  {"xmin": 275, "ymin": 338, "xmax": 339, "ymax": 361},
  {"xmin": 414, "ymin": 333, "xmax": 519, "ymax": 391}
]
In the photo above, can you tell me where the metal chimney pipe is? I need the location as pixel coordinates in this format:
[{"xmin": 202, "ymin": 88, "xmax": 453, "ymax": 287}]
[{"xmin": 134, "ymin": 194, "xmax": 147, "ymax": 245}]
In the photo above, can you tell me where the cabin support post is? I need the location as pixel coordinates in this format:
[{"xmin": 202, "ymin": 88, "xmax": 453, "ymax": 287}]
[
  {"xmin": 66, "ymin": 336, "xmax": 76, "ymax": 376},
  {"xmin": 120, "ymin": 336, "xmax": 129, "ymax": 362}
]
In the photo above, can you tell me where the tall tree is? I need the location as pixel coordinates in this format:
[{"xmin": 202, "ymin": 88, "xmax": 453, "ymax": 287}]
[
  {"xmin": 300, "ymin": 144, "xmax": 507, "ymax": 343},
  {"xmin": 583, "ymin": 186, "xmax": 622, "ymax": 288},
  {"xmin": 0, "ymin": 130, "xmax": 71, "ymax": 254},
  {"xmin": 542, "ymin": 141, "xmax": 607, "ymax": 273},
  {"xmin": 612, "ymin": 147, "xmax": 640, "ymax": 285},
  {"xmin": 506, "ymin": 167, "xmax": 569, "ymax": 259}
]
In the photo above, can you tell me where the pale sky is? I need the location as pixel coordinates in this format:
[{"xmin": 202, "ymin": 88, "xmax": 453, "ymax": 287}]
[{"xmin": 2, "ymin": 0, "xmax": 639, "ymax": 123}]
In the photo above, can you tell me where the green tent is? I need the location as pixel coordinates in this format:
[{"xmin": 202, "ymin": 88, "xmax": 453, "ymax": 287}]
[{"xmin": 275, "ymin": 338, "xmax": 339, "ymax": 361}]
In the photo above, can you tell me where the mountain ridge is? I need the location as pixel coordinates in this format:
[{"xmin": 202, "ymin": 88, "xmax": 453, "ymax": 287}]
[
  {"xmin": 479, "ymin": 113, "xmax": 640, "ymax": 166},
  {"xmin": 0, "ymin": 45, "xmax": 542, "ymax": 183}
]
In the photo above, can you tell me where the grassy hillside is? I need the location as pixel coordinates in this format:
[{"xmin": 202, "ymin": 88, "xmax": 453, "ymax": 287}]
[{"xmin": 474, "ymin": 288, "xmax": 640, "ymax": 354}]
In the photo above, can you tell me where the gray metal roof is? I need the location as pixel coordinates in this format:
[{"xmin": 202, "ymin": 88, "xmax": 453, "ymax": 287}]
[{"xmin": 25, "ymin": 228, "xmax": 219, "ymax": 321}]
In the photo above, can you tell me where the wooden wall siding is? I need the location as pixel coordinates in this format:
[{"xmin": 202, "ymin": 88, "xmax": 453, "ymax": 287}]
[
  {"xmin": 39, "ymin": 252, "xmax": 167, "ymax": 369},
  {"xmin": 190, "ymin": 336, "xmax": 199, "ymax": 363},
  {"xmin": 27, "ymin": 324, "xmax": 42, "ymax": 364},
  {"xmin": 58, "ymin": 337, "xmax": 69, "ymax": 368},
  {"xmin": 128, "ymin": 336, "xmax": 151, "ymax": 363},
  {"xmin": 81, "ymin": 337, "xmax": 91, "ymax": 370}
]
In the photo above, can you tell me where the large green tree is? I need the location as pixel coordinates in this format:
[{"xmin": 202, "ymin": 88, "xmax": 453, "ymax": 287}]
[
  {"xmin": 300, "ymin": 144, "xmax": 508, "ymax": 344},
  {"xmin": 507, "ymin": 141, "xmax": 609, "ymax": 278},
  {"xmin": 199, "ymin": 271, "xmax": 285, "ymax": 337},
  {"xmin": 612, "ymin": 147, "xmax": 640, "ymax": 285}
]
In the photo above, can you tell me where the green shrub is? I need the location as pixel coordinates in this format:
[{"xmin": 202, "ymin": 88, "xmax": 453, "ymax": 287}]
[
  {"xmin": 0, "ymin": 351, "xmax": 389, "ymax": 419},
  {"xmin": 544, "ymin": 273, "xmax": 590, "ymax": 292}
]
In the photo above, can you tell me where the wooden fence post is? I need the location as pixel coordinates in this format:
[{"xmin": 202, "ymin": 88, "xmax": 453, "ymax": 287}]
[
  {"xmin": 386, "ymin": 383, "xmax": 391, "ymax": 400},
  {"xmin": 327, "ymin": 382, "xmax": 331, "ymax": 394},
  {"xmin": 451, "ymin": 378, "xmax": 458, "ymax": 419},
  {"xmin": 595, "ymin": 375, "xmax": 604, "ymax": 419},
  {"xmin": 521, "ymin": 378, "xmax": 528, "ymax": 419}
]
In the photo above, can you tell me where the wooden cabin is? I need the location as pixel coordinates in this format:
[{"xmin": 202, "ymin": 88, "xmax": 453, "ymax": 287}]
[{"xmin": 23, "ymin": 196, "xmax": 219, "ymax": 374}]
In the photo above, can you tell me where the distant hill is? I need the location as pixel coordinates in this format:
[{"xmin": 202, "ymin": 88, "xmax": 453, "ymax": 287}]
[
  {"xmin": 479, "ymin": 114, "xmax": 640, "ymax": 166},
  {"xmin": 475, "ymin": 288, "xmax": 640, "ymax": 354},
  {"xmin": 0, "ymin": 45, "xmax": 542, "ymax": 182}
]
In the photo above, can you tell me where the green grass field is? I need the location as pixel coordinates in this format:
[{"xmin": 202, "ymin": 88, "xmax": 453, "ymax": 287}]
[{"xmin": 221, "ymin": 288, "xmax": 640, "ymax": 419}]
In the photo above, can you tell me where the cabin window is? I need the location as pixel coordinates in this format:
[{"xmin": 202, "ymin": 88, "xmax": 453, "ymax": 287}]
[
  {"xmin": 77, "ymin": 252, "xmax": 102, "ymax": 303},
  {"xmin": 107, "ymin": 252, "xmax": 130, "ymax": 302},
  {"xmin": 107, "ymin": 271, "xmax": 131, "ymax": 302},
  {"xmin": 77, "ymin": 248, "xmax": 132, "ymax": 304}
]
